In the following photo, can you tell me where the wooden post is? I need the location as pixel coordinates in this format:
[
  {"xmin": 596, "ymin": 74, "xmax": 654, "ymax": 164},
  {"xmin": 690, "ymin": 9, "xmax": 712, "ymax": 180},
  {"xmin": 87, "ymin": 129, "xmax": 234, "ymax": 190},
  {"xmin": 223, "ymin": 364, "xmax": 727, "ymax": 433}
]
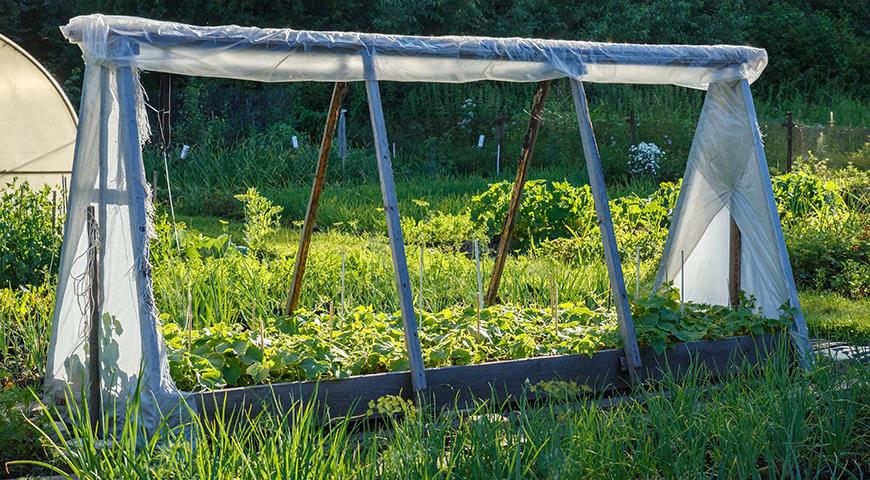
[
  {"xmin": 782, "ymin": 111, "xmax": 794, "ymax": 173},
  {"xmin": 570, "ymin": 79, "xmax": 642, "ymax": 376},
  {"xmin": 739, "ymin": 79, "xmax": 811, "ymax": 367},
  {"xmin": 52, "ymin": 191, "xmax": 58, "ymax": 228},
  {"xmin": 285, "ymin": 82, "xmax": 349, "ymax": 315},
  {"xmin": 363, "ymin": 55, "xmax": 427, "ymax": 391},
  {"xmin": 158, "ymin": 73, "xmax": 171, "ymax": 149},
  {"xmin": 729, "ymin": 216, "xmax": 741, "ymax": 307},
  {"xmin": 496, "ymin": 111, "xmax": 504, "ymax": 175},
  {"xmin": 626, "ymin": 109, "xmax": 637, "ymax": 147},
  {"xmin": 86, "ymin": 206, "xmax": 101, "ymax": 433},
  {"xmin": 485, "ymin": 80, "xmax": 551, "ymax": 306}
]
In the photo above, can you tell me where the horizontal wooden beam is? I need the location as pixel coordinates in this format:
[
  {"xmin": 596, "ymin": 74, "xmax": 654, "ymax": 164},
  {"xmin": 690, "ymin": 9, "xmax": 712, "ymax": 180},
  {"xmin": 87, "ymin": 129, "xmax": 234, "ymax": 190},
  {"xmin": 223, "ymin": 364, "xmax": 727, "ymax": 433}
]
[{"xmin": 194, "ymin": 334, "xmax": 780, "ymax": 420}]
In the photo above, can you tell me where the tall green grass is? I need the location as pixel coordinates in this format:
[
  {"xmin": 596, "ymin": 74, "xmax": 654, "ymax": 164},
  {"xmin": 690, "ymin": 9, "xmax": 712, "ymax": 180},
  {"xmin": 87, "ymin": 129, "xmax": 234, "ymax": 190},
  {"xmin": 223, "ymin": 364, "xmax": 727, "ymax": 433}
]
[{"xmin": 13, "ymin": 348, "xmax": 868, "ymax": 478}]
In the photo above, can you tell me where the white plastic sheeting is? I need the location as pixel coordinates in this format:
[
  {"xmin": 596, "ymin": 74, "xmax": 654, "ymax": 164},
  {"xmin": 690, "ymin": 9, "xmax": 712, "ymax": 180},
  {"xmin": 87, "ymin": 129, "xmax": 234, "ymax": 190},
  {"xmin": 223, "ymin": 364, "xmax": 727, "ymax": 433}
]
[
  {"xmin": 0, "ymin": 34, "xmax": 77, "ymax": 188},
  {"xmin": 47, "ymin": 14, "xmax": 807, "ymax": 432},
  {"xmin": 656, "ymin": 81, "xmax": 808, "ymax": 351},
  {"xmin": 44, "ymin": 64, "xmax": 186, "ymax": 431},
  {"xmin": 60, "ymin": 15, "xmax": 767, "ymax": 90}
]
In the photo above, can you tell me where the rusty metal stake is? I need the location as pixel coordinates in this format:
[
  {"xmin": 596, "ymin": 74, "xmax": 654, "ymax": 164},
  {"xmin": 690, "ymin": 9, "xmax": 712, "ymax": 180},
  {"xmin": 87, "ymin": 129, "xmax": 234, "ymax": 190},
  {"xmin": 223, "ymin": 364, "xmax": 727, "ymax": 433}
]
[
  {"xmin": 485, "ymin": 80, "xmax": 551, "ymax": 306},
  {"xmin": 285, "ymin": 82, "xmax": 349, "ymax": 315}
]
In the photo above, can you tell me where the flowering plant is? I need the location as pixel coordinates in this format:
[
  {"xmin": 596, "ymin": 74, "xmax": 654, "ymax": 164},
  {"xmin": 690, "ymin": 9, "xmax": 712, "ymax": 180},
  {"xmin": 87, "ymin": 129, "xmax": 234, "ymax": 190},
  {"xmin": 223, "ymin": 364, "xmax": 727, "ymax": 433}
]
[{"xmin": 628, "ymin": 141, "xmax": 665, "ymax": 177}]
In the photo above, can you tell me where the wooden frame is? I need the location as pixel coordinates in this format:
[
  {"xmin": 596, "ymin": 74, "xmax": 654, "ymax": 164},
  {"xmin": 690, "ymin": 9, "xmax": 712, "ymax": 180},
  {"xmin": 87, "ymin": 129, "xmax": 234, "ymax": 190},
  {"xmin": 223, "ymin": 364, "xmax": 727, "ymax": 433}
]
[
  {"xmin": 59, "ymin": 20, "xmax": 811, "ymax": 436},
  {"xmin": 739, "ymin": 79, "xmax": 811, "ymax": 367},
  {"xmin": 194, "ymin": 334, "xmax": 780, "ymax": 419}
]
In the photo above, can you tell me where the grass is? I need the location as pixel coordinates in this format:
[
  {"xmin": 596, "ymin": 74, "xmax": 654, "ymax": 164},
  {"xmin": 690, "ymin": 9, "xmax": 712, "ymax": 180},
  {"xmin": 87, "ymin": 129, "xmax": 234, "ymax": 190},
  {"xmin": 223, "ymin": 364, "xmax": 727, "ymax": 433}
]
[
  {"xmin": 800, "ymin": 291, "xmax": 870, "ymax": 344},
  {"xmin": 10, "ymin": 347, "xmax": 869, "ymax": 479}
]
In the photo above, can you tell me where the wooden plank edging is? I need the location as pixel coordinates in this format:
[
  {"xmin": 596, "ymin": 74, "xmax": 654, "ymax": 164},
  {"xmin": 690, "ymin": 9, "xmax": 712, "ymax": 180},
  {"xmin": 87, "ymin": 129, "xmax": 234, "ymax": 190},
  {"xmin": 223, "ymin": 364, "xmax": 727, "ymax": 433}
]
[{"xmin": 194, "ymin": 333, "xmax": 780, "ymax": 420}]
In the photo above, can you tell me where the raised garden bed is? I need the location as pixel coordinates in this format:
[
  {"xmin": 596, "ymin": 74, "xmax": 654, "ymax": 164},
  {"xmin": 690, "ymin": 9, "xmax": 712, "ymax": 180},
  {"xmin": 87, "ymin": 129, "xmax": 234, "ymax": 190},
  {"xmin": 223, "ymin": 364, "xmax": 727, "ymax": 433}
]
[{"xmin": 194, "ymin": 333, "xmax": 781, "ymax": 419}]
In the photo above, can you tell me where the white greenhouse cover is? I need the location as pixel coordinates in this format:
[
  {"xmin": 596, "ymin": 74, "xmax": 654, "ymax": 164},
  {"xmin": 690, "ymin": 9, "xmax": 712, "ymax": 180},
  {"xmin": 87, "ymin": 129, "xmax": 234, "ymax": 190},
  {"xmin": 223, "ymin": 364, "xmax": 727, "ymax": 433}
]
[
  {"xmin": 48, "ymin": 14, "xmax": 807, "ymax": 432},
  {"xmin": 0, "ymin": 34, "xmax": 77, "ymax": 188}
]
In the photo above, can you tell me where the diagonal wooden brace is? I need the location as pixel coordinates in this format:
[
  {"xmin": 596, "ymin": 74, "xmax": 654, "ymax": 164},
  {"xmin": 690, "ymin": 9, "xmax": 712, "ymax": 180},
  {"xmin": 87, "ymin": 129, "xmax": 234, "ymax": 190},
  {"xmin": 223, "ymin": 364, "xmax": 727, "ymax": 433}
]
[
  {"xmin": 485, "ymin": 80, "xmax": 551, "ymax": 306},
  {"xmin": 285, "ymin": 82, "xmax": 349, "ymax": 315}
]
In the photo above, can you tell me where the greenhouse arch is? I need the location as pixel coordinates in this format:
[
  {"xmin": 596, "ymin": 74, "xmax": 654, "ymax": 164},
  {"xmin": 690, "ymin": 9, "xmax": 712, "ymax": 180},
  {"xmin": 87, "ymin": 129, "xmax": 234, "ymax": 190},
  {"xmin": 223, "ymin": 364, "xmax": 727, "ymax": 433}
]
[{"xmin": 50, "ymin": 14, "xmax": 809, "ymax": 431}]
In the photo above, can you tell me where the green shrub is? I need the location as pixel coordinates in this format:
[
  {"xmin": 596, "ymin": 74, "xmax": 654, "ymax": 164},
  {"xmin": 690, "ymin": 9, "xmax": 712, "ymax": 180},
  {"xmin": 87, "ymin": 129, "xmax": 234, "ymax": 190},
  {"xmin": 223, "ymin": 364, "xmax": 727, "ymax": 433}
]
[
  {"xmin": 469, "ymin": 178, "xmax": 678, "ymax": 261},
  {"xmin": 0, "ymin": 180, "xmax": 63, "ymax": 288}
]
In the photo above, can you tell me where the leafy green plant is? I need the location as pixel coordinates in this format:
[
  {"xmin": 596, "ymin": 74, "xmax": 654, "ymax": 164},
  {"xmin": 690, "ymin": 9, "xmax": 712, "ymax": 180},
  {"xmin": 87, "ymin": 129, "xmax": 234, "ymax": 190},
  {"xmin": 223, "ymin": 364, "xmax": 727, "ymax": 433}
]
[
  {"xmin": 632, "ymin": 284, "xmax": 791, "ymax": 354},
  {"xmin": 0, "ymin": 180, "xmax": 62, "ymax": 288},
  {"xmin": 234, "ymin": 187, "xmax": 283, "ymax": 257}
]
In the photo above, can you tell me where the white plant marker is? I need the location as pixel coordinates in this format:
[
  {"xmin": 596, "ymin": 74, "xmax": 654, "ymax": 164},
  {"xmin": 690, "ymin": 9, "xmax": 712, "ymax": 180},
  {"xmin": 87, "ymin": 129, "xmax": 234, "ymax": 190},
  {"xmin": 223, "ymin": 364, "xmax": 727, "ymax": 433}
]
[
  {"xmin": 496, "ymin": 144, "xmax": 501, "ymax": 175},
  {"xmin": 474, "ymin": 239, "xmax": 483, "ymax": 335},
  {"xmin": 477, "ymin": 134, "xmax": 485, "ymax": 148},
  {"xmin": 392, "ymin": 142, "xmax": 396, "ymax": 157},
  {"xmin": 180, "ymin": 144, "xmax": 190, "ymax": 159},
  {"xmin": 292, "ymin": 136, "xmax": 299, "ymax": 149}
]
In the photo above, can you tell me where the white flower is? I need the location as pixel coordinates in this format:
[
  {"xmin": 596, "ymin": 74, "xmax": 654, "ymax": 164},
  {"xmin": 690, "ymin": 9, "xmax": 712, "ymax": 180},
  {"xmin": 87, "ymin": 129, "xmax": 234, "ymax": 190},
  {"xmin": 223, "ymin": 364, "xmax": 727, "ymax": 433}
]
[{"xmin": 628, "ymin": 141, "xmax": 665, "ymax": 176}]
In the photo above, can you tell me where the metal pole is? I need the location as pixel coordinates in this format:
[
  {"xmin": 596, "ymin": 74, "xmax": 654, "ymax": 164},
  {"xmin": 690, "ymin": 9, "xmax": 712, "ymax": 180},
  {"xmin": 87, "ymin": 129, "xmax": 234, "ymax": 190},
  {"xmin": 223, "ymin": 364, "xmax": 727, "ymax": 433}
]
[
  {"xmin": 363, "ymin": 54, "xmax": 427, "ymax": 391},
  {"xmin": 474, "ymin": 239, "xmax": 483, "ymax": 312},
  {"xmin": 341, "ymin": 251, "xmax": 346, "ymax": 322},
  {"xmin": 635, "ymin": 246, "xmax": 641, "ymax": 299},
  {"xmin": 286, "ymin": 82, "xmax": 349, "ymax": 315},
  {"xmin": 485, "ymin": 80, "xmax": 551, "ymax": 305},
  {"xmin": 570, "ymin": 79, "xmax": 642, "ymax": 376},
  {"xmin": 680, "ymin": 250, "xmax": 685, "ymax": 316}
]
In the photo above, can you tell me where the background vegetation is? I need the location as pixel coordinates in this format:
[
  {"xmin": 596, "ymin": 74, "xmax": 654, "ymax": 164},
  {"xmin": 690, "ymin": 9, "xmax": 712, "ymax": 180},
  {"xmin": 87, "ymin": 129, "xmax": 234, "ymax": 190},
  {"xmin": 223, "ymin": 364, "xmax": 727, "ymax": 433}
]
[{"xmin": 1, "ymin": 2, "xmax": 868, "ymax": 477}]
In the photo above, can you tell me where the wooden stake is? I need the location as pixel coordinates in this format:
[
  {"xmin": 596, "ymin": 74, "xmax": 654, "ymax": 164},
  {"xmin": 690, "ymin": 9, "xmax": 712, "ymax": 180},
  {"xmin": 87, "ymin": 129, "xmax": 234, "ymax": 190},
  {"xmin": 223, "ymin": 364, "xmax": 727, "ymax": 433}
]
[
  {"xmin": 729, "ymin": 216, "xmax": 741, "ymax": 307},
  {"xmin": 363, "ymin": 55, "xmax": 427, "ymax": 391},
  {"xmin": 626, "ymin": 109, "xmax": 637, "ymax": 147},
  {"xmin": 86, "ymin": 206, "xmax": 101, "ymax": 433},
  {"xmin": 286, "ymin": 82, "xmax": 349, "ymax": 315},
  {"xmin": 485, "ymin": 80, "xmax": 551, "ymax": 305},
  {"xmin": 496, "ymin": 111, "xmax": 504, "ymax": 175},
  {"xmin": 782, "ymin": 111, "xmax": 794, "ymax": 173},
  {"xmin": 570, "ymin": 79, "xmax": 642, "ymax": 376},
  {"xmin": 52, "ymin": 191, "xmax": 57, "ymax": 229}
]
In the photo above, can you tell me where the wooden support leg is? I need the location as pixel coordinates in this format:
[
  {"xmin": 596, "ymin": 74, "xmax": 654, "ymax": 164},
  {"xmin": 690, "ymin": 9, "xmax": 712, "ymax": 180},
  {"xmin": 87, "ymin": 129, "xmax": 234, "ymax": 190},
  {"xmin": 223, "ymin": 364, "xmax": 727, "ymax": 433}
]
[
  {"xmin": 570, "ymin": 80, "xmax": 642, "ymax": 376},
  {"xmin": 363, "ymin": 56, "xmax": 426, "ymax": 391},
  {"xmin": 739, "ymin": 79, "xmax": 811, "ymax": 367},
  {"xmin": 729, "ymin": 216, "xmax": 741, "ymax": 307},
  {"xmin": 485, "ymin": 80, "xmax": 551, "ymax": 306},
  {"xmin": 86, "ymin": 205, "xmax": 101, "ymax": 433},
  {"xmin": 285, "ymin": 82, "xmax": 349, "ymax": 315}
]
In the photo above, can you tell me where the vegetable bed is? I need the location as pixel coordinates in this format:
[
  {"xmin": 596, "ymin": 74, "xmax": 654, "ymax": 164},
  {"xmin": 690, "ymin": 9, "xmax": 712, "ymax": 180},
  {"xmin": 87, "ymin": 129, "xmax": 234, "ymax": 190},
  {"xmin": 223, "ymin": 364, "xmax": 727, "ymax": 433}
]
[{"xmin": 165, "ymin": 286, "xmax": 790, "ymax": 391}]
